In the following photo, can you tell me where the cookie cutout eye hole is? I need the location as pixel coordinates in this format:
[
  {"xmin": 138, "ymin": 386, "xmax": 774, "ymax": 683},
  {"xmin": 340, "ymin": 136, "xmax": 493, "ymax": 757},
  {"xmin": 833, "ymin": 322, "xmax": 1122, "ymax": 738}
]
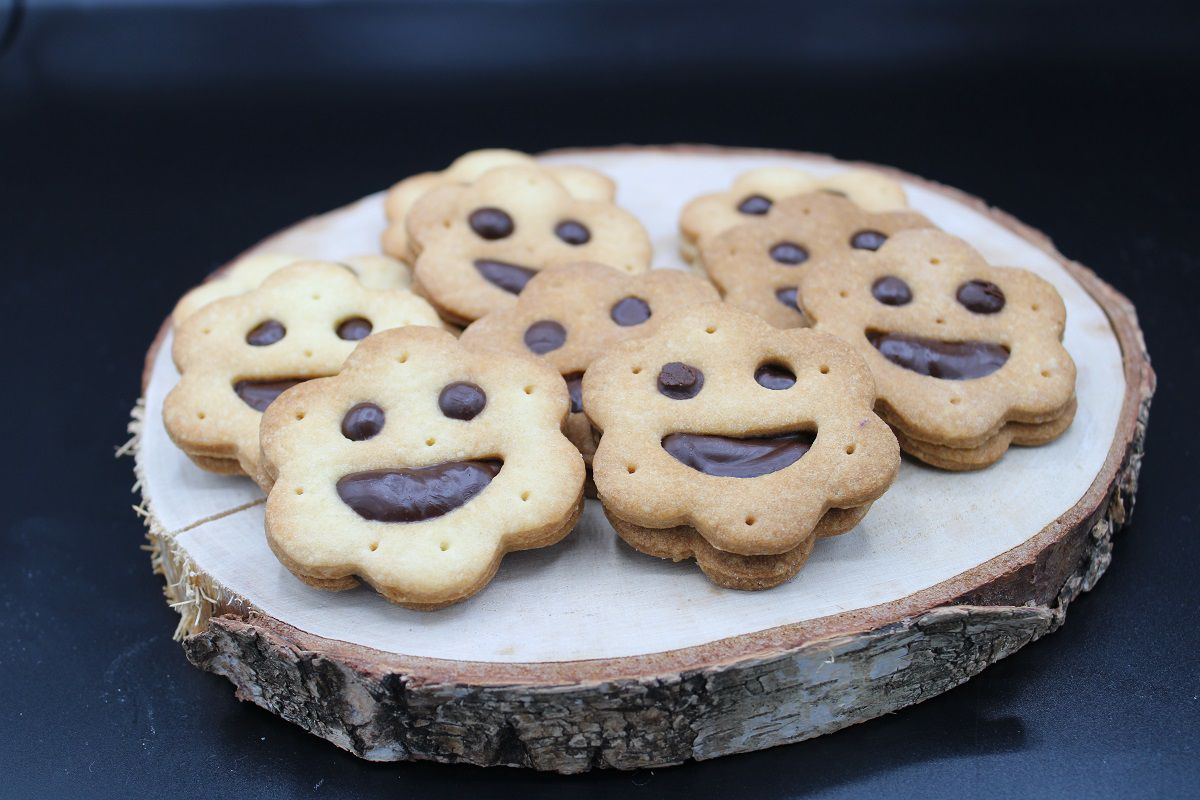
[
  {"xmin": 554, "ymin": 220, "xmax": 591, "ymax": 245},
  {"xmin": 336, "ymin": 317, "xmax": 373, "ymax": 341},
  {"xmin": 246, "ymin": 319, "xmax": 285, "ymax": 346},
  {"xmin": 775, "ymin": 287, "xmax": 800, "ymax": 311},
  {"xmin": 956, "ymin": 279, "xmax": 1006, "ymax": 314},
  {"xmin": 523, "ymin": 320, "xmax": 567, "ymax": 354},
  {"xmin": 610, "ymin": 296, "xmax": 651, "ymax": 326},
  {"xmin": 434, "ymin": 383, "xmax": 484, "ymax": 424},
  {"xmin": 850, "ymin": 230, "xmax": 888, "ymax": 251},
  {"xmin": 468, "ymin": 207, "xmax": 514, "ymax": 240},
  {"xmin": 657, "ymin": 361, "xmax": 705, "ymax": 399},
  {"xmin": 769, "ymin": 242, "xmax": 809, "ymax": 265},
  {"xmin": 871, "ymin": 276, "xmax": 913, "ymax": 306},
  {"xmin": 438, "ymin": 381, "xmax": 487, "ymax": 421},
  {"xmin": 755, "ymin": 363, "xmax": 796, "ymax": 390},
  {"xmin": 341, "ymin": 402, "xmax": 385, "ymax": 441},
  {"xmin": 737, "ymin": 194, "xmax": 772, "ymax": 215}
]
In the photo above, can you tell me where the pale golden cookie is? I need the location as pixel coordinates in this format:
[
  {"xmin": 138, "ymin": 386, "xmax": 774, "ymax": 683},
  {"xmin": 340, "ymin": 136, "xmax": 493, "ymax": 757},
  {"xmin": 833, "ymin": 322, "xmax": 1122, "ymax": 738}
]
[
  {"xmin": 382, "ymin": 149, "xmax": 615, "ymax": 261},
  {"xmin": 584, "ymin": 303, "xmax": 899, "ymax": 589},
  {"xmin": 405, "ymin": 165, "xmax": 653, "ymax": 325},
  {"xmin": 797, "ymin": 228, "xmax": 1077, "ymax": 470},
  {"xmin": 698, "ymin": 193, "xmax": 933, "ymax": 328},
  {"xmin": 172, "ymin": 253, "xmax": 410, "ymax": 328},
  {"xmin": 258, "ymin": 326, "xmax": 585, "ymax": 609},
  {"xmin": 680, "ymin": 166, "xmax": 908, "ymax": 264},
  {"xmin": 459, "ymin": 262, "xmax": 719, "ymax": 464},
  {"xmin": 163, "ymin": 261, "xmax": 443, "ymax": 481}
]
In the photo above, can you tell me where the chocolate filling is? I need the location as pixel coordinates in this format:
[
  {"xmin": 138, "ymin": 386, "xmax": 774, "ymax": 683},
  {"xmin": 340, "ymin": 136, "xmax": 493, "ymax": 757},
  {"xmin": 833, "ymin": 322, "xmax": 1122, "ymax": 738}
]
[
  {"xmin": 662, "ymin": 432, "xmax": 814, "ymax": 478},
  {"xmin": 474, "ymin": 259, "xmax": 537, "ymax": 294},
  {"xmin": 564, "ymin": 372, "xmax": 584, "ymax": 414},
  {"xmin": 233, "ymin": 378, "xmax": 307, "ymax": 412},
  {"xmin": 867, "ymin": 331, "xmax": 1009, "ymax": 380},
  {"xmin": 438, "ymin": 382, "xmax": 487, "ymax": 420},
  {"xmin": 336, "ymin": 460, "xmax": 502, "ymax": 522}
]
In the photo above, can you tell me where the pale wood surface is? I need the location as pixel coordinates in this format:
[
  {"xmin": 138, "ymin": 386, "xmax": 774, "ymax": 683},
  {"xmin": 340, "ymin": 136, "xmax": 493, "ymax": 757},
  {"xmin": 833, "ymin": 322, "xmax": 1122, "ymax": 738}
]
[{"xmin": 131, "ymin": 146, "xmax": 1153, "ymax": 770}]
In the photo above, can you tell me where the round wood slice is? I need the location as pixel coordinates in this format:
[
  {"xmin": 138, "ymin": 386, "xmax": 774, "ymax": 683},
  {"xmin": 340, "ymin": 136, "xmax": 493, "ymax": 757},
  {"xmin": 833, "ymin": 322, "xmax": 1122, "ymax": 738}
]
[{"xmin": 129, "ymin": 145, "xmax": 1154, "ymax": 773}]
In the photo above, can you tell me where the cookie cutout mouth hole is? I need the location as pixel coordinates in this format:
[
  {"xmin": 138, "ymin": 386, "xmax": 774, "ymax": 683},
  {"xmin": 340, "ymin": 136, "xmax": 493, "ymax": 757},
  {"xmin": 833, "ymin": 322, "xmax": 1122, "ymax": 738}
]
[
  {"xmin": 866, "ymin": 330, "xmax": 1010, "ymax": 380},
  {"xmin": 661, "ymin": 431, "xmax": 815, "ymax": 478},
  {"xmin": 563, "ymin": 372, "xmax": 584, "ymax": 414},
  {"xmin": 474, "ymin": 259, "xmax": 537, "ymax": 294},
  {"xmin": 336, "ymin": 459, "xmax": 503, "ymax": 523},
  {"xmin": 232, "ymin": 377, "xmax": 309, "ymax": 412}
]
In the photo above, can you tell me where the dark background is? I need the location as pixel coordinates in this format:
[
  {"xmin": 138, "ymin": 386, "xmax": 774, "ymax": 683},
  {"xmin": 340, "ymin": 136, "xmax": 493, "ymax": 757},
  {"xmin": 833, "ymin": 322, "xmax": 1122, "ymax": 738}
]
[{"xmin": 2, "ymin": 1, "xmax": 1198, "ymax": 797}]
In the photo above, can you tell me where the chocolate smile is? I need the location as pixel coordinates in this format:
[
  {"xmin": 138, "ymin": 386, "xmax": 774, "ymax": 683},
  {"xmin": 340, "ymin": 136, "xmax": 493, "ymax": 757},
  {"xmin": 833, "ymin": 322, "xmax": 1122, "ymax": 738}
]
[
  {"xmin": 474, "ymin": 259, "xmax": 537, "ymax": 294},
  {"xmin": 233, "ymin": 378, "xmax": 308, "ymax": 412},
  {"xmin": 867, "ymin": 331, "xmax": 1009, "ymax": 380},
  {"xmin": 336, "ymin": 460, "xmax": 503, "ymax": 522},
  {"xmin": 662, "ymin": 432, "xmax": 814, "ymax": 478}
]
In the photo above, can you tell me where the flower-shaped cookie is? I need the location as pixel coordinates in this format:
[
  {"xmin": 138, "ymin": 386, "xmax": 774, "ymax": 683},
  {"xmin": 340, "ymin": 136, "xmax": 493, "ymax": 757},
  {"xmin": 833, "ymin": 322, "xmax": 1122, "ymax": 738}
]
[
  {"xmin": 405, "ymin": 165, "xmax": 653, "ymax": 325},
  {"xmin": 258, "ymin": 326, "xmax": 585, "ymax": 609},
  {"xmin": 172, "ymin": 253, "xmax": 410, "ymax": 327},
  {"xmin": 798, "ymin": 228, "xmax": 1077, "ymax": 470},
  {"xmin": 680, "ymin": 166, "xmax": 909, "ymax": 264},
  {"xmin": 382, "ymin": 149, "xmax": 615, "ymax": 261},
  {"xmin": 584, "ymin": 303, "xmax": 899, "ymax": 589},
  {"xmin": 698, "ymin": 192, "xmax": 933, "ymax": 328},
  {"xmin": 459, "ymin": 262, "xmax": 719, "ymax": 464},
  {"xmin": 163, "ymin": 261, "xmax": 443, "ymax": 481}
]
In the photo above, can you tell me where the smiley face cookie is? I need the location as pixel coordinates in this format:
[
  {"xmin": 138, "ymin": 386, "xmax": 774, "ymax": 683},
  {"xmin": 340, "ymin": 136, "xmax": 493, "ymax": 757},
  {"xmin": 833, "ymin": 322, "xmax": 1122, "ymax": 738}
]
[
  {"xmin": 798, "ymin": 228, "xmax": 1077, "ymax": 470},
  {"xmin": 584, "ymin": 303, "xmax": 899, "ymax": 589},
  {"xmin": 382, "ymin": 149, "xmax": 616, "ymax": 262},
  {"xmin": 257, "ymin": 326, "xmax": 585, "ymax": 609},
  {"xmin": 163, "ymin": 261, "xmax": 443, "ymax": 481},
  {"xmin": 172, "ymin": 253, "xmax": 411, "ymax": 327},
  {"xmin": 459, "ymin": 262, "xmax": 719, "ymax": 464},
  {"xmin": 404, "ymin": 165, "xmax": 653, "ymax": 325},
  {"xmin": 697, "ymin": 192, "xmax": 933, "ymax": 328},
  {"xmin": 679, "ymin": 166, "xmax": 909, "ymax": 264}
]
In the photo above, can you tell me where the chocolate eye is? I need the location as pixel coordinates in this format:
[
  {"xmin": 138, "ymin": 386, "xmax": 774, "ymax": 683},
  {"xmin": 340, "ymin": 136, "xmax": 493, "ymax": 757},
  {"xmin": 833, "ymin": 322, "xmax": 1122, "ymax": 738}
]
[
  {"xmin": 956, "ymin": 280, "xmax": 1006, "ymax": 314},
  {"xmin": 754, "ymin": 363, "xmax": 796, "ymax": 390},
  {"xmin": 871, "ymin": 276, "xmax": 913, "ymax": 306},
  {"xmin": 246, "ymin": 319, "xmax": 285, "ymax": 346},
  {"xmin": 769, "ymin": 242, "xmax": 809, "ymax": 265},
  {"xmin": 775, "ymin": 287, "xmax": 800, "ymax": 311},
  {"xmin": 439, "ymin": 382, "xmax": 487, "ymax": 420},
  {"xmin": 554, "ymin": 220, "xmax": 590, "ymax": 245},
  {"xmin": 657, "ymin": 362, "xmax": 705, "ymax": 399},
  {"xmin": 737, "ymin": 194, "xmax": 772, "ymax": 215},
  {"xmin": 610, "ymin": 296, "xmax": 651, "ymax": 326},
  {"xmin": 523, "ymin": 320, "xmax": 567, "ymax": 354},
  {"xmin": 850, "ymin": 230, "xmax": 888, "ymax": 251},
  {"xmin": 468, "ymin": 207, "xmax": 514, "ymax": 240},
  {"xmin": 336, "ymin": 317, "xmax": 373, "ymax": 341},
  {"xmin": 341, "ymin": 402, "xmax": 385, "ymax": 441}
]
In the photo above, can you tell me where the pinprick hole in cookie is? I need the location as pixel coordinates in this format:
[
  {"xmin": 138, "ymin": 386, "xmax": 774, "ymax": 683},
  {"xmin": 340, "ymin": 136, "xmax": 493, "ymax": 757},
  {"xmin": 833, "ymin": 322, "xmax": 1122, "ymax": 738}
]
[
  {"xmin": 950, "ymin": 397, "xmax": 962, "ymax": 405},
  {"xmin": 295, "ymin": 487, "xmax": 304, "ymax": 495},
  {"xmin": 845, "ymin": 444, "xmax": 856, "ymax": 455},
  {"xmin": 304, "ymin": 349, "xmax": 313, "ymax": 357},
  {"xmin": 312, "ymin": 294, "xmax": 320, "ymax": 301},
  {"xmin": 425, "ymin": 437, "xmax": 436, "ymax": 446},
  {"xmin": 745, "ymin": 515, "xmax": 756, "ymax": 525},
  {"xmin": 369, "ymin": 542, "xmax": 378, "ymax": 552},
  {"xmin": 295, "ymin": 411, "xmax": 305, "ymax": 420},
  {"xmin": 705, "ymin": 325, "xmax": 717, "ymax": 334},
  {"xmin": 838, "ymin": 290, "xmax": 849, "ymax": 298},
  {"xmin": 520, "ymin": 490, "xmax": 530, "ymax": 501},
  {"xmin": 819, "ymin": 365, "xmax": 830, "ymax": 374},
  {"xmin": 197, "ymin": 411, "xmax": 206, "ymax": 420},
  {"xmin": 930, "ymin": 257, "xmax": 941, "ymax": 265},
  {"xmin": 398, "ymin": 353, "xmax": 409, "ymax": 363},
  {"xmin": 440, "ymin": 541, "xmax": 450, "ymax": 552},
  {"xmin": 1041, "ymin": 369, "xmax": 1052, "ymax": 378},
  {"xmin": 627, "ymin": 464, "xmax": 637, "ymax": 474},
  {"xmin": 935, "ymin": 318, "xmax": 945, "ymax": 325},
  {"xmin": 631, "ymin": 366, "xmax": 642, "ymax": 374},
  {"xmin": 524, "ymin": 385, "xmax": 534, "ymax": 395},
  {"xmin": 202, "ymin": 328, "xmax": 211, "ymax": 335}
]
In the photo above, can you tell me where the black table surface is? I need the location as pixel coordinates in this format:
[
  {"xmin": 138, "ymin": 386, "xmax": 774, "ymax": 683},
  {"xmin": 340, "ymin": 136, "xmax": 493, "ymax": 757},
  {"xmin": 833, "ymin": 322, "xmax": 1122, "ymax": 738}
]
[{"xmin": 2, "ymin": 2, "xmax": 1198, "ymax": 798}]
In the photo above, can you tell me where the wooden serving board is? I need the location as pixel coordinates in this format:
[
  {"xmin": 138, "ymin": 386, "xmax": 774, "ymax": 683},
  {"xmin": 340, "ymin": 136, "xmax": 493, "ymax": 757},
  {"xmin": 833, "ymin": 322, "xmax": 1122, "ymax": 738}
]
[{"xmin": 129, "ymin": 145, "xmax": 1153, "ymax": 773}]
